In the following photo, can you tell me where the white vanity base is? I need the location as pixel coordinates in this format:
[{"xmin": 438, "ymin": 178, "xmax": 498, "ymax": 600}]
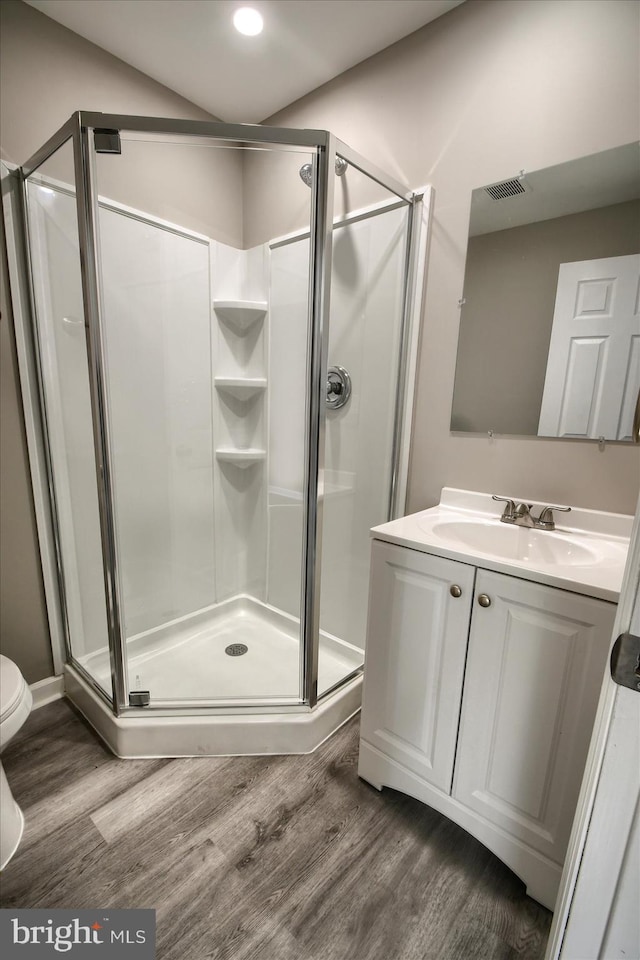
[
  {"xmin": 359, "ymin": 741, "xmax": 561, "ymax": 910},
  {"xmin": 357, "ymin": 489, "xmax": 631, "ymax": 914}
]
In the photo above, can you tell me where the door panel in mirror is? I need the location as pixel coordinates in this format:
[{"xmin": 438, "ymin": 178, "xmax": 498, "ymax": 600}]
[{"xmin": 538, "ymin": 255, "xmax": 640, "ymax": 440}]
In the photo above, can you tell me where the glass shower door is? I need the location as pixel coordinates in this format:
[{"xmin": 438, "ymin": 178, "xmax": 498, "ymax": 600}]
[
  {"xmin": 23, "ymin": 138, "xmax": 114, "ymax": 702},
  {"xmin": 91, "ymin": 130, "xmax": 316, "ymax": 707},
  {"xmin": 316, "ymin": 154, "xmax": 413, "ymax": 697}
]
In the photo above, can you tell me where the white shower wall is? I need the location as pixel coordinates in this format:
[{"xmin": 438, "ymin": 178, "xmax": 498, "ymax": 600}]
[
  {"xmin": 321, "ymin": 206, "xmax": 408, "ymax": 648},
  {"xmin": 100, "ymin": 210, "xmax": 275, "ymax": 633},
  {"xmin": 266, "ymin": 234, "xmax": 310, "ymax": 618},
  {"xmin": 99, "ymin": 209, "xmax": 214, "ymax": 637},
  {"xmin": 268, "ymin": 206, "xmax": 409, "ymax": 651}
]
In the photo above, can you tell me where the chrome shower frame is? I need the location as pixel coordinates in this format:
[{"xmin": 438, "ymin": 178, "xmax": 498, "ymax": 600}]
[{"xmin": 16, "ymin": 111, "xmax": 418, "ymax": 717}]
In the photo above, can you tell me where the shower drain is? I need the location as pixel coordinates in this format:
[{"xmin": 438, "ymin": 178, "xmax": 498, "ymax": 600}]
[{"xmin": 225, "ymin": 643, "xmax": 248, "ymax": 657}]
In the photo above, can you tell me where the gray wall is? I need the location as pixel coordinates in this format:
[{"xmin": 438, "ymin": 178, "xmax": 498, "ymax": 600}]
[
  {"xmin": 0, "ymin": 0, "xmax": 242, "ymax": 244},
  {"xmin": 452, "ymin": 200, "xmax": 640, "ymax": 434},
  {"xmin": 256, "ymin": 0, "xmax": 640, "ymax": 515},
  {"xmin": 0, "ymin": 209, "xmax": 52, "ymax": 683}
]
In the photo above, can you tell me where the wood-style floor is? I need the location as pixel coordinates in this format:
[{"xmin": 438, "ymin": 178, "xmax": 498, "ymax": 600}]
[{"xmin": 0, "ymin": 700, "xmax": 552, "ymax": 959}]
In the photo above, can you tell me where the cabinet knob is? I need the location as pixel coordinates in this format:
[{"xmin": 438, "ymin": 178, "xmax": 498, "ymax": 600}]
[
  {"xmin": 478, "ymin": 593, "xmax": 492, "ymax": 607},
  {"xmin": 450, "ymin": 584, "xmax": 462, "ymax": 598}
]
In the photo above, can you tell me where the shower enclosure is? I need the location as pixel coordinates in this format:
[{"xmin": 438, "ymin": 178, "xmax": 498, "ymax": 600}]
[{"xmin": 3, "ymin": 112, "xmax": 429, "ymax": 756}]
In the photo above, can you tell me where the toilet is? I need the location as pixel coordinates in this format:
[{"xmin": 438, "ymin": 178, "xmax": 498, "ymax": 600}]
[{"xmin": 0, "ymin": 655, "xmax": 33, "ymax": 870}]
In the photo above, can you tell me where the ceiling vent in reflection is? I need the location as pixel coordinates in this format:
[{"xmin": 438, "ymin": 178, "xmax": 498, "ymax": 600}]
[{"xmin": 484, "ymin": 176, "xmax": 530, "ymax": 200}]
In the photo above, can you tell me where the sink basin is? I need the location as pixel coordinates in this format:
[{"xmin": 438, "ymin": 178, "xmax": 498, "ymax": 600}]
[
  {"xmin": 428, "ymin": 519, "xmax": 600, "ymax": 566},
  {"xmin": 371, "ymin": 489, "xmax": 631, "ymax": 600}
]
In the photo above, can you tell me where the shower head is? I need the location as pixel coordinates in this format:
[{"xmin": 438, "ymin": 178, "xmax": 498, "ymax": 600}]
[
  {"xmin": 299, "ymin": 163, "xmax": 313, "ymax": 187},
  {"xmin": 299, "ymin": 157, "xmax": 349, "ymax": 188},
  {"xmin": 335, "ymin": 156, "xmax": 348, "ymax": 177}
]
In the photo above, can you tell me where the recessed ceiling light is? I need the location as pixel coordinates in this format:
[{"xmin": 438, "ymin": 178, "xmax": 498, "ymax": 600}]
[{"xmin": 233, "ymin": 7, "xmax": 263, "ymax": 36}]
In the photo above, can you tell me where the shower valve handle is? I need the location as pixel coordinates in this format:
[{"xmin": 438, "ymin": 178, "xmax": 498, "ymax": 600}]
[{"xmin": 326, "ymin": 365, "xmax": 352, "ymax": 409}]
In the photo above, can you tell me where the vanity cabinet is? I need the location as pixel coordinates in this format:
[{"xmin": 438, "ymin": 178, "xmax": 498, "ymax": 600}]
[
  {"xmin": 360, "ymin": 543, "xmax": 475, "ymax": 793},
  {"xmin": 453, "ymin": 569, "xmax": 614, "ymax": 866},
  {"xmin": 359, "ymin": 539, "xmax": 617, "ymax": 909}
]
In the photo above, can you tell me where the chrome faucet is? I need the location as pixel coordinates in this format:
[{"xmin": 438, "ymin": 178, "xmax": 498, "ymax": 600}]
[
  {"xmin": 492, "ymin": 496, "xmax": 534, "ymax": 526},
  {"xmin": 492, "ymin": 496, "xmax": 571, "ymax": 531}
]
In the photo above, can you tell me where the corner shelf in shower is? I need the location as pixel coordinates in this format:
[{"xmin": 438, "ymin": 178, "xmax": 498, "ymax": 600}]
[
  {"xmin": 214, "ymin": 377, "xmax": 267, "ymax": 401},
  {"xmin": 213, "ymin": 300, "xmax": 268, "ymax": 332},
  {"xmin": 215, "ymin": 448, "xmax": 266, "ymax": 468}
]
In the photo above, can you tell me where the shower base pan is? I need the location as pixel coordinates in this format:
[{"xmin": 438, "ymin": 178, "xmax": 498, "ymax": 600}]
[{"xmin": 65, "ymin": 596, "xmax": 363, "ymax": 758}]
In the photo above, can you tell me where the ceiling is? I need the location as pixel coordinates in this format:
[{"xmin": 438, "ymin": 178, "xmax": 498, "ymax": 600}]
[
  {"xmin": 470, "ymin": 142, "xmax": 640, "ymax": 236},
  {"xmin": 25, "ymin": 0, "xmax": 465, "ymax": 123}
]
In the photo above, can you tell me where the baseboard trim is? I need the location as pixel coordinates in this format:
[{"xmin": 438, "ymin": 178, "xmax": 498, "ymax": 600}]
[{"xmin": 30, "ymin": 674, "xmax": 64, "ymax": 709}]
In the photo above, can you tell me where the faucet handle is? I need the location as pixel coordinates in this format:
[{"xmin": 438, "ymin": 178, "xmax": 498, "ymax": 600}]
[
  {"xmin": 492, "ymin": 495, "xmax": 516, "ymax": 520},
  {"xmin": 536, "ymin": 505, "xmax": 571, "ymax": 530}
]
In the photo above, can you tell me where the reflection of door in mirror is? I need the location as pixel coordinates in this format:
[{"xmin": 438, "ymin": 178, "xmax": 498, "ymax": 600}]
[
  {"xmin": 450, "ymin": 143, "xmax": 640, "ymax": 439},
  {"xmin": 538, "ymin": 254, "xmax": 640, "ymax": 440}
]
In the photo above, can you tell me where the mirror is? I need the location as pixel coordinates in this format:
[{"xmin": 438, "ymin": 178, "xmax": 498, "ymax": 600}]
[{"xmin": 451, "ymin": 142, "xmax": 640, "ymax": 440}]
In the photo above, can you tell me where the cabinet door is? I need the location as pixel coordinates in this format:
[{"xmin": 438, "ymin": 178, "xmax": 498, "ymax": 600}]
[
  {"xmin": 360, "ymin": 540, "xmax": 475, "ymax": 793},
  {"xmin": 453, "ymin": 569, "xmax": 616, "ymax": 864}
]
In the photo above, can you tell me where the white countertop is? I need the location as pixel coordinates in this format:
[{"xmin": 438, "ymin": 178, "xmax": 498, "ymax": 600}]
[{"xmin": 371, "ymin": 488, "xmax": 632, "ymax": 603}]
